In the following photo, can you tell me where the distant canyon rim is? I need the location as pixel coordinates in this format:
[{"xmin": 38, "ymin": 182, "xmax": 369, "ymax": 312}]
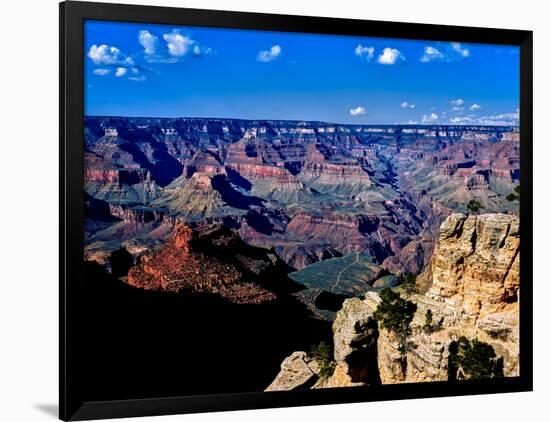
[{"xmin": 84, "ymin": 117, "xmax": 519, "ymax": 272}]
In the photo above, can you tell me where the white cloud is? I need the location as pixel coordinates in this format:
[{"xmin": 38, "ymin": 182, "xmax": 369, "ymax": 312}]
[
  {"xmin": 449, "ymin": 111, "xmax": 519, "ymax": 126},
  {"xmin": 139, "ymin": 30, "xmax": 158, "ymax": 55},
  {"xmin": 420, "ymin": 42, "xmax": 471, "ymax": 63},
  {"xmin": 470, "ymin": 103, "xmax": 482, "ymax": 111},
  {"xmin": 163, "ymin": 31, "xmax": 196, "ymax": 57},
  {"xmin": 355, "ymin": 45, "xmax": 374, "ymax": 61},
  {"xmin": 350, "ymin": 106, "xmax": 367, "ymax": 116},
  {"xmin": 93, "ymin": 68, "xmax": 111, "ymax": 76},
  {"xmin": 87, "ymin": 44, "xmax": 134, "ymax": 66},
  {"xmin": 451, "ymin": 42, "xmax": 470, "ymax": 58},
  {"xmin": 422, "ymin": 113, "xmax": 439, "ymax": 124},
  {"xmin": 420, "ymin": 46, "xmax": 444, "ymax": 62},
  {"xmin": 139, "ymin": 31, "xmax": 212, "ymax": 63},
  {"xmin": 115, "ymin": 67, "xmax": 128, "ymax": 77},
  {"xmin": 479, "ymin": 112, "xmax": 519, "ymax": 125},
  {"xmin": 257, "ymin": 45, "xmax": 282, "ymax": 62},
  {"xmin": 497, "ymin": 112, "xmax": 520, "ymax": 119},
  {"xmin": 451, "ymin": 98, "xmax": 465, "ymax": 106},
  {"xmin": 449, "ymin": 116, "xmax": 473, "ymax": 124},
  {"xmin": 128, "ymin": 76, "xmax": 146, "ymax": 82},
  {"xmin": 377, "ymin": 48, "xmax": 405, "ymax": 65},
  {"xmin": 400, "ymin": 102, "xmax": 416, "ymax": 109},
  {"xmin": 405, "ymin": 120, "xmax": 418, "ymax": 124},
  {"xmin": 452, "ymin": 106, "xmax": 464, "ymax": 112},
  {"xmin": 192, "ymin": 44, "xmax": 215, "ymax": 56}
]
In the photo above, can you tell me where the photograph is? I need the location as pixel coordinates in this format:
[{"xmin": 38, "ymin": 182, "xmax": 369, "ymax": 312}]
[
  {"xmin": 82, "ymin": 19, "xmax": 521, "ymax": 400},
  {"xmin": 4, "ymin": 1, "xmax": 549, "ymax": 422}
]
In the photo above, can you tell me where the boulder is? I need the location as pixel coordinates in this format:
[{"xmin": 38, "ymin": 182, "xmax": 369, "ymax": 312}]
[{"xmin": 265, "ymin": 352, "xmax": 319, "ymax": 391}]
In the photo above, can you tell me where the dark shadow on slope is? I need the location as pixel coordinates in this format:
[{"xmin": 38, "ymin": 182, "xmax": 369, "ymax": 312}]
[
  {"xmin": 188, "ymin": 225, "xmax": 300, "ymax": 294},
  {"xmin": 314, "ymin": 290, "xmax": 350, "ymax": 312},
  {"xmin": 109, "ymin": 247, "xmax": 134, "ymax": 278},
  {"xmin": 84, "ymin": 193, "xmax": 122, "ymax": 236},
  {"xmin": 118, "ymin": 141, "xmax": 183, "ymax": 187},
  {"xmin": 225, "ymin": 167, "xmax": 253, "ymax": 191},
  {"xmin": 85, "ymin": 193, "xmax": 119, "ymax": 223},
  {"xmin": 357, "ymin": 216, "xmax": 380, "ymax": 234},
  {"xmin": 284, "ymin": 161, "xmax": 303, "ymax": 176},
  {"xmin": 83, "ymin": 261, "xmax": 331, "ymax": 402},
  {"xmin": 244, "ymin": 210, "xmax": 274, "ymax": 235},
  {"xmin": 211, "ymin": 175, "xmax": 264, "ymax": 209},
  {"xmin": 346, "ymin": 319, "xmax": 381, "ymax": 387}
]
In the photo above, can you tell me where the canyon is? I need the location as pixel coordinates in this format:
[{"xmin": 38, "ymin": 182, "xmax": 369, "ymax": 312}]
[
  {"xmin": 85, "ymin": 117, "xmax": 518, "ymax": 277},
  {"xmin": 83, "ymin": 116, "xmax": 520, "ymax": 393}
]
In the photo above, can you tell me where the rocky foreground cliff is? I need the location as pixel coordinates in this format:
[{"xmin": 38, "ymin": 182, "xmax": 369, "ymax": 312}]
[{"xmin": 266, "ymin": 212, "xmax": 519, "ymax": 390}]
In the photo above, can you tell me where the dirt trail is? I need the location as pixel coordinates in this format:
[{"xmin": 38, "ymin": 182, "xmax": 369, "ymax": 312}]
[{"xmin": 331, "ymin": 251, "xmax": 360, "ymax": 293}]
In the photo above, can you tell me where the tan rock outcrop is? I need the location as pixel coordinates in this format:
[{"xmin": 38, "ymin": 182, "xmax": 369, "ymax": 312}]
[
  {"xmin": 265, "ymin": 352, "xmax": 319, "ymax": 391},
  {"xmin": 329, "ymin": 297, "xmax": 380, "ymax": 386},
  {"xmin": 403, "ymin": 212, "xmax": 520, "ymax": 382},
  {"xmin": 266, "ymin": 212, "xmax": 520, "ymax": 389},
  {"xmin": 428, "ymin": 213, "xmax": 519, "ymax": 325},
  {"xmin": 320, "ymin": 364, "xmax": 363, "ymax": 388}
]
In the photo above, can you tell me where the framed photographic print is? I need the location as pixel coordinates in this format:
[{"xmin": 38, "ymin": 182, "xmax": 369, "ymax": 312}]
[{"xmin": 60, "ymin": 1, "xmax": 533, "ymax": 420}]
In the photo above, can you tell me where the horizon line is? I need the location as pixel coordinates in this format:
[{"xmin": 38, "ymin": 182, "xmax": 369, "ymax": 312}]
[{"xmin": 84, "ymin": 115, "xmax": 519, "ymax": 128}]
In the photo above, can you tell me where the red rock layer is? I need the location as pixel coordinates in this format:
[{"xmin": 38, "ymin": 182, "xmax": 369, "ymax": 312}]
[
  {"xmin": 182, "ymin": 151, "xmax": 226, "ymax": 178},
  {"xmin": 127, "ymin": 224, "xmax": 277, "ymax": 304}
]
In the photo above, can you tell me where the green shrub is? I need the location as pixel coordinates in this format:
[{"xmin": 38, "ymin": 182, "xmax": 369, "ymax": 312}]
[
  {"xmin": 423, "ymin": 309, "xmax": 433, "ymax": 332},
  {"xmin": 423, "ymin": 310, "xmax": 444, "ymax": 333},
  {"xmin": 309, "ymin": 341, "xmax": 336, "ymax": 379},
  {"xmin": 374, "ymin": 288, "xmax": 417, "ymax": 335},
  {"xmin": 487, "ymin": 328, "xmax": 510, "ymax": 341},
  {"xmin": 448, "ymin": 337, "xmax": 504, "ymax": 380},
  {"xmin": 466, "ymin": 199, "xmax": 483, "ymax": 214},
  {"xmin": 506, "ymin": 185, "xmax": 520, "ymax": 202},
  {"xmin": 425, "ymin": 309, "xmax": 433, "ymax": 326},
  {"xmin": 374, "ymin": 288, "xmax": 417, "ymax": 373},
  {"xmin": 398, "ymin": 273, "xmax": 419, "ymax": 298}
]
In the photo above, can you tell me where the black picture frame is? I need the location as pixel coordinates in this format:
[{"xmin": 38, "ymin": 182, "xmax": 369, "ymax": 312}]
[{"xmin": 60, "ymin": 1, "xmax": 533, "ymax": 420}]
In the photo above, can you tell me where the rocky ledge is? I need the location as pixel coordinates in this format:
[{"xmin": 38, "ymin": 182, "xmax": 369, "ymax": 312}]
[
  {"xmin": 266, "ymin": 212, "xmax": 520, "ymax": 389},
  {"xmin": 265, "ymin": 352, "xmax": 321, "ymax": 391}
]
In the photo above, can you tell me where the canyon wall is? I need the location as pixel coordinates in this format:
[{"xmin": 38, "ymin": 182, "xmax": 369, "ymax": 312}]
[
  {"xmin": 85, "ymin": 117, "xmax": 519, "ymax": 276},
  {"xmin": 267, "ymin": 213, "xmax": 520, "ymax": 389}
]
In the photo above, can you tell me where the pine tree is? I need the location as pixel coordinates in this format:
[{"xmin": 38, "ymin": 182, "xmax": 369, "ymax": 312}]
[{"xmin": 374, "ymin": 288, "xmax": 417, "ymax": 374}]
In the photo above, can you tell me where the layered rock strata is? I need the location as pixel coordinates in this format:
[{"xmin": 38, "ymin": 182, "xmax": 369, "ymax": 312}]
[{"xmin": 267, "ymin": 213, "xmax": 520, "ymax": 388}]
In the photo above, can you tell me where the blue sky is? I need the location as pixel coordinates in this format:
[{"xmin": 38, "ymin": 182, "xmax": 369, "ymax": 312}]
[{"xmin": 84, "ymin": 20, "xmax": 520, "ymax": 125}]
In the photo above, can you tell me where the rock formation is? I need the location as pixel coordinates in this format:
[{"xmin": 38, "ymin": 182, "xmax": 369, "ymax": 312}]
[
  {"xmin": 267, "ymin": 212, "xmax": 520, "ymax": 389},
  {"xmin": 127, "ymin": 223, "xmax": 288, "ymax": 304},
  {"xmin": 265, "ymin": 352, "xmax": 320, "ymax": 391},
  {"xmin": 406, "ymin": 213, "xmax": 520, "ymax": 379},
  {"xmin": 428, "ymin": 213, "xmax": 519, "ymax": 323},
  {"xmin": 328, "ymin": 298, "xmax": 380, "ymax": 386},
  {"xmin": 85, "ymin": 117, "xmax": 518, "ymax": 277}
]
